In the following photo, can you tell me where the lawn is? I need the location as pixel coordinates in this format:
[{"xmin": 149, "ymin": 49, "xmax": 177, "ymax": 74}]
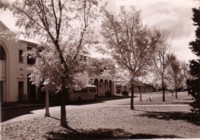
[{"xmin": 1, "ymin": 92, "xmax": 200, "ymax": 139}]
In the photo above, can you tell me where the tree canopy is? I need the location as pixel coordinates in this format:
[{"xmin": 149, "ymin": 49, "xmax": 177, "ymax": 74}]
[
  {"xmin": 1, "ymin": 0, "xmax": 102, "ymax": 126},
  {"xmin": 101, "ymin": 6, "xmax": 164, "ymax": 109}
]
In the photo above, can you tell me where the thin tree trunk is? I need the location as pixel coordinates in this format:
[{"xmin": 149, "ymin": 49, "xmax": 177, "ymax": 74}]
[
  {"xmin": 139, "ymin": 86, "xmax": 142, "ymax": 101},
  {"xmin": 60, "ymin": 77, "xmax": 67, "ymax": 127},
  {"xmin": 130, "ymin": 78, "xmax": 134, "ymax": 110},
  {"xmin": 162, "ymin": 88, "xmax": 165, "ymax": 102},
  {"xmin": 45, "ymin": 89, "xmax": 50, "ymax": 117},
  {"xmin": 162, "ymin": 77, "xmax": 165, "ymax": 102},
  {"xmin": 175, "ymin": 79, "xmax": 178, "ymax": 99},
  {"xmin": 61, "ymin": 90, "xmax": 67, "ymax": 126},
  {"xmin": 175, "ymin": 88, "xmax": 178, "ymax": 99}
]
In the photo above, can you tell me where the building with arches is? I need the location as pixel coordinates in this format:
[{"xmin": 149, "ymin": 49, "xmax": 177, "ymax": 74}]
[
  {"xmin": 92, "ymin": 74, "xmax": 116, "ymax": 97},
  {"xmin": 0, "ymin": 21, "xmax": 41, "ymax": 103},
  {"xmin": 0, "ymin": 21, "xmax": 116, "ymax": 103}
]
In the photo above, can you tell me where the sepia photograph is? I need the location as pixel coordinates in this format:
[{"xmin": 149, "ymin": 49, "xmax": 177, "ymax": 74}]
[{"xmin": 0, "ymin": 0, "xmax": 200, "ymax": 139}]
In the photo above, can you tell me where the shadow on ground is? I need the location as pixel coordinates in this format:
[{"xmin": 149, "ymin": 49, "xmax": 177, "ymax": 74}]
[
  {"xmin": 44, "ymin": 127, "xmax": 180, "ymax": 139},
  {"xmin": 1, "ymin": 96, "xmax": 130, "ymax": 122},
  {"xmin": 140, "ymin": 111, "xmax": 200, "ymax": 126},
  {"xmin": 1, "ymin": 106, "xmax": 45, "ymax": 122}
]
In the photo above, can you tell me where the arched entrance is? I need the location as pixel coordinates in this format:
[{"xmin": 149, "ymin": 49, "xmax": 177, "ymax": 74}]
[
  {"xmin": 0, "ymin": 45, "xmax": 6, "ymax": 103},
  {"xmin": 105, "ymin": 80, "xmax": 108, "ymax": 96},
  {"xmin": 109, "ymin": 80, "xmax": 112, "ymax": 96},
  {"xmin": 94, "ymin": 79, "xmax": 98, "ymax": 95},
  {"xmin": 99, "ymin": 79, "xmax": 103, "ymax": 96},
  {"xmin": 27, "ymin": 74, "xmax": 37, "ymax": 101}
]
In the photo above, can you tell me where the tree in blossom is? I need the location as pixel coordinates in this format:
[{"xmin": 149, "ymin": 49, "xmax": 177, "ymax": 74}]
[
  {"xmin": 152, "ymin": 35, "xmax": 172, "ymax": 102},
  {"xmin": 180, "ymin": 62, "xmax": 191, "ymax": 89},
  {"xmin": 2, "ymin": 0, "xmax": 101, "ymax": 126},
  {"xmin": 101, "ymin": 6, "xmax": 163, "ymax": 110},
  {"xmin": 165, "ymin": 53, "xmax": 184, "ymax": 98},
  {"xmin": 87, "ymin": 57, "xmax": 116, "ymax": 77},
  {"xmin": 0, "ymin": 0, "xmax": 8, "ymax": 9}
]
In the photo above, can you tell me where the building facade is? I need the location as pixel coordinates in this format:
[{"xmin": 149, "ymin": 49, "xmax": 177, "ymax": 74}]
[
  {"xmin": 115, "ymin": 81, "xmax": 156, "ymax": 95},
  {"xmin": 0, "ymin": 21, "xmax": 43, "ymax": 103},
  {"xmin": 92, "ymin": 74, "xmax": 116, "ymax": 97},
  {"xmin": 0, "ymin": 21, "xmax": 116, "ymax": 103}
]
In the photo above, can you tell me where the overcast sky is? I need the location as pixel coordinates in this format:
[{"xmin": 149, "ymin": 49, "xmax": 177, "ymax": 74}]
[
  {"xmin": 106, "ymin": 0, "xmax": 199, "ymax": 63},
  {"xmin": 0, "ymin": 0, "xmax": 199, "ymax": 62}
]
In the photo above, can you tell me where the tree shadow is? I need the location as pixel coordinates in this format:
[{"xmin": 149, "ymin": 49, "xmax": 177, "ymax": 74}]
[
  {"xmin": 139, "ymin": 111, "xmax": 200, "ymax": 126},
  {"xmin": 44, "ymin": 127, "xmax": 180, "ymax": 139},
  {"xmin": 1, "ymin": 96, "xmax": 128, "ymax": 122},
  {"xmin": 1, "ymin": 106, "xmax": 45, "ymax": 122},
  {"xmin": 49, "ymin": 116, "xmax": 60, "ymax": 121}
]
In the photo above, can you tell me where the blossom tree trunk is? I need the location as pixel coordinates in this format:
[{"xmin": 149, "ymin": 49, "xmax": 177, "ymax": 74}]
[
  {"xmin": 139, "ymin": 86, "xmax": 142, "ymax": 101},
  {"xmin": 162, "ymin": 74, "xmax": 166, "ymax": 102},
  {"xmin": 130, "ymin": 78, "xmax": 134, "ymax": 110},
  {"xmin": 45, "ymin": 89, "xmax": 50, "ymax": 117}
]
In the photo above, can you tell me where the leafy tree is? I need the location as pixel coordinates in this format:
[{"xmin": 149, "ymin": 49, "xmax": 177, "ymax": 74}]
[
  {"xmin": 114, "ymin": 69, "xmax": 130, "ymax": 86},
  {"xmin": 3, "ymin": 0, "xmax": 100, "ymax": 126},
  {"xmin": 88, "ymin": 57, "xmax": 116, "ymax": 77},
  {"xmin": 187, "ymin": 7, "xmax": 200, "ymax": 114},
  {"xmin": 101, "ymin": 6, "xmax": 162, "ymax": 110},
  {"xmin": 166, "ymin": 54, "xmax": 184, "ymax": 98},
  {"xmin": 181, "ymin": 62, "xmax": 191, "ymax": 89},
  {"xmin": 152, "ymin": 35, "xmax": 172, "ymax": 102},
  {"xmin": 0, "ymin": 0, "xmax": 8, "ymax": 9}
]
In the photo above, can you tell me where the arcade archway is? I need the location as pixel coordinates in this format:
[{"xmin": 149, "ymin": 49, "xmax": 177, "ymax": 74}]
[{"xmin": 0, "ymin": 45, "xmax": 6, "ymax": 103}]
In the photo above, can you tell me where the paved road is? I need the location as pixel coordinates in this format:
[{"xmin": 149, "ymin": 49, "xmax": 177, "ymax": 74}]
[{"xmin": 1, "ymin": 92, "xmax": 187, "ymax": 124}]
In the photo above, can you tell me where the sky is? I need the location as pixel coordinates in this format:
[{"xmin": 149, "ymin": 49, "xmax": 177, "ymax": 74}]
[
  {"xmin": 105, "ymin": 0, "xmax": 199, "ymax": 62},
  {"xmin": 0, "ymin": 0, "xmax": 199, "ymax": 62}
]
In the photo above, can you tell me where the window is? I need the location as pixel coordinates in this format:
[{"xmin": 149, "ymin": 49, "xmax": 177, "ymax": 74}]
[
  {"xmin": 0, "ymin": 45, "xmax": 6, "ymax": 60},
  {"xmin": 27, "ymin": 47, "xmax": 35, "ymax": 65},
  {"xmin": 19, "ymin": 50, "xmax": 23, "ymax": 63}
]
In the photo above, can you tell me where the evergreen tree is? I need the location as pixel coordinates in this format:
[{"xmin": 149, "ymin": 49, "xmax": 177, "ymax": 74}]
[{"xmin": 187, "ymin": 7, "xmax": 200, "ymax": 113}]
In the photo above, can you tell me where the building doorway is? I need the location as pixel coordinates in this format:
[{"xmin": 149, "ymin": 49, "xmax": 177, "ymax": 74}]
[
  {"xmin": 18, "ymin": 81, "xmax": 24, "ymax": 102},
  {"xmin": 94, "ymin": 79, "xmax": 98, "ymax": 95},
  {"xmin": 0, "ymin": 45, "xmax": 6, "ymax": 103},
  {"xmin": 0, "ymin": 81, "xmax": 4, "ymax": 103},
  {"xmin": 27, "ymin": 75, "xmax": 37, "ymax": 102}
]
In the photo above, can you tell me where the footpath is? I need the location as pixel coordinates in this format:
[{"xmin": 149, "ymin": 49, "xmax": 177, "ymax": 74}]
[
  {"xmin": 2, "ymin": 91, "xmax": 199, "ymax": 139},
  {"xmin": 1, "ymin": 91, "xmax": 191, "ymax": 110},
  {"xmin": 1, "ymin": 95, "xmax": 130, "ymax": 110}
]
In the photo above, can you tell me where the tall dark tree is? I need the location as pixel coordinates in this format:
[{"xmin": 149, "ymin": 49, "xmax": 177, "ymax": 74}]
[{"xmin": 187, "ymin": 7, "xmax": 200, "ymax": 114}]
